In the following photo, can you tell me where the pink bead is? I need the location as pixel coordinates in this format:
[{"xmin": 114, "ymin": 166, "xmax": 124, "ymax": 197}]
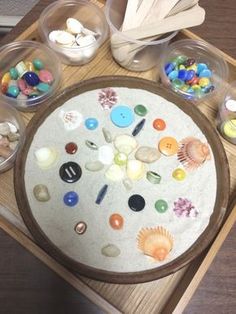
[
  {"xmin": 22, "ymin": 87, "xmax": 34, "ymax": 96},
  {"xmin": 17, "ymin": 78, "xmax": 27, "ymax": 91},
  {"xmin": 38, "ymin": 70, "xmax": 54, "ymax": 84}
]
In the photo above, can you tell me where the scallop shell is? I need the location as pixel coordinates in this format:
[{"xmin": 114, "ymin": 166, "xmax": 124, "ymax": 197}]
[
  {"xmin": 137, "ymin": 226, "xmax": 173, "ymax": 261},
  {"xmin": 114, "ymin": 134, "xmax": 138, "ymax": 155},
  {"xmin": 126, "ymin": 159, "xmax": 146, "ymax": 180},
  {"xmin": 177, "ymin": 137, "xmax": 211, "ymax": 170}
]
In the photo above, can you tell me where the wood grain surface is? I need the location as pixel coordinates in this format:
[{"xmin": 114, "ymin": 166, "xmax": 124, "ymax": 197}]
[{"xmin": 0, "ymin": 0, "xmax": 236, "ymax": 313}]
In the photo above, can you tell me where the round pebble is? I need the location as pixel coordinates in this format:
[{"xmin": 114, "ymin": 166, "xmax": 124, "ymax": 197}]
[
  {"xmin": 74, "ymin": 221, "xmax": 87, "ymax": 234},
  {"xmin": 65, "ymin": 142, "xmax": 78, "ymax": 154},
  {"xmin": 128, "ymin": 194, "xmax": 145, "ymax": 212},
  {"xmin": 172, "ymin": 168, "xmax": 186, "ymax": 181},
  {"xmin": 33, "ymin": 184, "xmax": 50, "ymax": 202},
  {"xmin": 85, "ymin": 118, "xmax": 98, "ymax": 130},
  {"xmin": 155, "ymin": 199, "xmax": 168, "ymax": 213},
  {"xmin": 63, "ymin": 191, "xmax": 79, "ymax": 207},
  {"xmin": 59, "ymin": 161, "xmax": 82, "ymax": 183},
  {"xmin": 109, "ymin": 213, "xmax": 124, "ymax": 230},
  {"xmin": 134, "ymin": 104, "xmax": 147, "ymax": 116},
  {"xmin": 153, "ymin": 118, "xmax": 166, "ymax": 131}
]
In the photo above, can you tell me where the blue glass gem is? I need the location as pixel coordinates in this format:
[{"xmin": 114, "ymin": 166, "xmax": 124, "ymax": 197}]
[
  {"xmin": 110, "ymin": 105, "xmax": 134, "ymax": 128},
  {"xmin": 168, "ymin": 70, "xmax": 178, "ymax": 80},
  {"xmin": 185, "ymin": 70, "xmax": 195, "ymax": 81},
  {"xmin": 23, "ymin": 71, "xmax": 40, "ymax": 86},
  {"xmin": 197, "ymin": 63, "xmax": 208, "ymax": 75},
  {"xmin": 85, "ymin": 117, "xmax": 98, "ymax": 130},
  {"xmin": 164, "ymin": 62, "xmax": 175, "ymax": 75},
  {"xmin": 178, "ymin": 69, "xmax": 188, "ymax": 81},
  {"xmin": 95, "ymin": 184, "xmax": 108, "ymax": 205},
  {"xmin": 63, "ymin": 191, "xmax": 79, "ymax": 207},
  {"xmin": 132, "ymin": 118, "xmax": 146, "ymax": 136},
  {"xmin": 199, "ymin": 69, "xmax": 212, "ymax": 78}
]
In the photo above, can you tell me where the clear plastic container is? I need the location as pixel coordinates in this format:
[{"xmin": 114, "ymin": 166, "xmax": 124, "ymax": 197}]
[
  {"xmin": 0, "ymin": 40, "xmax": 61, "ymax": 112},
  {"xmin": 159, "ymin": 39, "xmax": 229, "ymax": 101},
  {"xmin": 38, "ymin": 0, "xmax": 108, "ymax": 65},
  {"xmin": 0, "ymin": 101, "xmax": 25, "ymax": 173},
  {"xmin": 105, "ymin": 0, "xmax": 177, "ymax": 72},
  {"xmin": 217, "ymin": 81, "xmax": 236, "ymax": 144}
]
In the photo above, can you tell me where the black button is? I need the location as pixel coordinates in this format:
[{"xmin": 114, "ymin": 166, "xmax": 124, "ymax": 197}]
[
  {"xmin": 59, "ymin": 162, "xmax": 82, "ymax": 183},
  {"xmin": 128, "ymin": 194, "xmax": 145, "ymax": 212}
]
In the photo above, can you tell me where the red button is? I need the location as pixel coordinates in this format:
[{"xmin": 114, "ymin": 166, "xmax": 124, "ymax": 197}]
[{"xmin": 65, "ymin": 142, "xmax": 78, "ymax": 154}]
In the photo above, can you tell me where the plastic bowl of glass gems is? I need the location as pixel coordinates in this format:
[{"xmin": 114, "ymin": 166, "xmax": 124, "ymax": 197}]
[
  {"xmin": 159, "ymin": 39, "xmax": 229, "ymax": 101},
  {"xmin": 0, "ymin": 41, "xmax": 61, "ymax": 112},
  {"xmin": 0, "ymin": 101, "xmax": 25, "ymax": 172},
  {"xmin": 38, "ymin": 0, "xmax": 108, "ymax": 65}
]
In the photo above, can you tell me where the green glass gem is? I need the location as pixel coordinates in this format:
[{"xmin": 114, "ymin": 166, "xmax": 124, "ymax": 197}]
[
  {"xmin": 146, "ymin": 171, "xmax": 161, "ymax": 184},
  {"xmin": 155, "ymin": 199, "xmax": 168, "ymax": 213},
  {"xmin": 36, "ymin": 82, "xmax": 51, "ymax": 93},
  {"xmin": 9, "ymin": 67, "xmax": 18, "ymax": 80},
  {"xmin": 172, "ymin": 55, "xmax": 188, "ymax": 66},
  {"xmin": 114, "ymin": 152, "xmax": 127, "ymax": 166},
  {"xmin": 134, "ymin": 104, "xmax": 148, "ymax": 117},
  {"xmin": 33, "ymin": 58, "xmax": 44, "ymax": 70},
  {"xmin": 172, "ymin": 78, "xmax": 184, "ymax": 89}
]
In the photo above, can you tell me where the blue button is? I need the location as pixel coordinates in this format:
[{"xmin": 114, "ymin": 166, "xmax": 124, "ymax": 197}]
[
  {"xmin": 63, "ymin": 191, "xmax": 79, "ymax": 207},
  {"xmin": 110, "ymin": 105, "xmax": 134, "ymax": 128},
  {"xmin": 85, "ymin": 118, "xmax": 98, "ymax": 130}
]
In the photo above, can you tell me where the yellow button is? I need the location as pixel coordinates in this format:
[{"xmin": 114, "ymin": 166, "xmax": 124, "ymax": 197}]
[
  {"xmin": 223, "ymin": 119, "xmax": 236, "ymax": 138},
  {"xmin": 158, "ymin": 137, "xmax": 178, "ymax": 156}
]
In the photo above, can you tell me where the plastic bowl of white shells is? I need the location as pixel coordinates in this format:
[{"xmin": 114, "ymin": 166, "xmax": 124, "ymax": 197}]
[
  {"xmin": 38, "ymin": 0, "xmax": 109, "ymax": 65},
  {"xmin": 0, "ymin": 101, "xmax": 25, "ymax": 173}
]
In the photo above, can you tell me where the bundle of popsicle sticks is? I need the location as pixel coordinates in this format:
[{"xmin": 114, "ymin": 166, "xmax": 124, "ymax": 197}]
[{"xmin": 111, "ymin": 0, "xmax": 205, "ymax": 67}]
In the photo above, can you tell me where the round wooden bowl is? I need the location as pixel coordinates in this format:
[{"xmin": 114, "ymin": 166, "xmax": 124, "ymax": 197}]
[{"xmin": 14, "ymin": 76, "xmax": 230, "ymax": 283}]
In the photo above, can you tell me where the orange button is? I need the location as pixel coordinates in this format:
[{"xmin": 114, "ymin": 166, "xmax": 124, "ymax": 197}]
[{"xmin": 158, "ymin": 137, "xmax": 178, "ymax": 156}]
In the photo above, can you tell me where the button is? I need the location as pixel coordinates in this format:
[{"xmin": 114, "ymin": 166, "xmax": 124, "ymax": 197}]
[
  {"xmin": 172, "ymin": 168, "xmax": 186, "ymax": 181},
  {"xmin": 128, "ymin": 194, "xmax": 145, "ymax": 212},
  {"xmin": 65, "ymin": 142, "xmax": 78, "ymax": 154},
  {"xmin": 158, "ymin": 137, "xmax": 178, "ymax": 156},
  {"xmin": 153, "ymin": 118, "xmax": 166, "ymax": 131},
  {"xmin": 59, "ymin": 161, "xmax": 82, "ymax": 183},
  {"xmin": 85, "ymin": 117, "xmax": 98, "ymax": 130},
  {"xmin": 109, "ymin": 213, "xmax": 124, "ymax": 230},
  {"xmin": 74, "ymin": 221, "xmax": 87, "ymax": 234},
  {"xmin": 63, "ymin": 191, "xmax": 79, "ymax": 206},
  {"xmin": 110, "ymin": 105, "xmax": 134, "ymax": 128},
  {"xmin": 155, "ymin": 199, "xmax": 168, "ymax": 213},
  {"xmin": 134, "ymin": 104, "xmax": 147, "ymax": 116}
]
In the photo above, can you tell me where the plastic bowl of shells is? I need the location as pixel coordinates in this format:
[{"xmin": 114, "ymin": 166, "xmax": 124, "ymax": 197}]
[
  {"xmin": 0, "ymin": 40, "xmax": 61, "ymax": 112},
  {"xmin": 38, "ymin": 0, "xmax": 109, "ymax": 65},
  {"xmin": 158, "ymin": 39, "xmax": 229, "ymax": 101},
  {"xmin": 0, "ymin": 101, "xmax": 25, "ymax": 173}
]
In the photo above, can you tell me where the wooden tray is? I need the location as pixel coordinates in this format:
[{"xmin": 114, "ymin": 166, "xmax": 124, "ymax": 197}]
[{"xmin": 0, "ymin": 0, "xmax": 236, "ymax": 312}]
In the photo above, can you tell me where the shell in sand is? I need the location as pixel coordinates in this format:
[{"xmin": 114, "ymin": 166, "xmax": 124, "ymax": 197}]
[
  {"xmin": 177, "ymin": 137, "xmax": 211, "ymax": 170},
  {"xmin": 137, "ymin": 226, "xmax": 173, "ymax": 261}
]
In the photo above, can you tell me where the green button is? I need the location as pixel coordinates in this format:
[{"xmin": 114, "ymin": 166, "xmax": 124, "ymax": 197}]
[
  {"xmin": 155, "ymin": 199, "xmax": 168, "ymax": 213},
  {"xmin": 134, "ymin": 104, "xmax": 147, "ymax": 117}
]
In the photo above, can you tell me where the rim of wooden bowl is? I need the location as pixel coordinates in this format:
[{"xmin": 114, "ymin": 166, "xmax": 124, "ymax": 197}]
[{"xmin": 14, "ymin": 76, "xmax": 230, "ymax": 284}]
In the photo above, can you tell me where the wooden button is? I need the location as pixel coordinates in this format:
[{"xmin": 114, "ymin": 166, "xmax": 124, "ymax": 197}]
[{"xmin": 158, "ymin": 137, "xmax": 178, "ymax": 156}]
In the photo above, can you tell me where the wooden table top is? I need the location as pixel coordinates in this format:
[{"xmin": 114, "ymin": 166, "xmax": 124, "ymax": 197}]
[{"xmin": 0, "ymin": 0, "xmax": 236, "ymax": 313}]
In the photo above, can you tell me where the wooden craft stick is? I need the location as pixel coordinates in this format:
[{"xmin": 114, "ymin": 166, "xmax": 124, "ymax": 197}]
[
  {"xmin": 168, "ymin": 0, "xmax": 199, "ymax": 16},
  {"xmin": 121, "ymin": 0, "xmax": 140, "ymax": 31},
  {"xmin": 111, "ymin": 4, "xmax": 205, "ymax": 45},
  {"xmin": 130, "ymin": 0, "xmax": 157, "ymax": 28},
  {"xmin": 144, "ymin": 0, "xmax": 180, "ymax": 23}
]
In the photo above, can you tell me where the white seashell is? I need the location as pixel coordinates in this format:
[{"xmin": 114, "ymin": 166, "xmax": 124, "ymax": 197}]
[
  {"xmin": 122, "ymin": 177, "xmax": 133, "ymax": 190},
  {"xmin": 82, "ymin": 27, "xmax": 99, "ymax": 36},
  {"xmin": 105, "ymin": 164, "xmax": 124, "ymax": 181},
  {"xmin": 9, "ymin": 141, "xmax": 18, "ymax": 151},
  {"xmin": 7, "ymin": 122, "xmax": 18, "ymax": 133},
  {"xmin": 55, "ymin": 31, "xmax": 75, "ymax": 46},
  {"xmin": 49, "ymin": 30, "xmax": 64, "ymax": 43},
  {"xmin": 76, "ymin": 34, "xmax": 96, "ymax": 47},
  {"xmin": 98, "ymin": 145, "xmax": 114, "ymax": 165},
  {"xmin": 59, "ymin": 110, "xmax": 83, "ymax": 131},
  {"xmin": 83, "ymin": 46, "xmax": 97, "ymax": 59},
  {"xmin": 126, "ymin": 160, "xmax": 146, "ymax": 180},
  {"xmin": 34, "ymin": 147, "xmax": 58, "ymax": 169},
  {"xmin": 114, "ymin": 134, "xmax": 138, "ymax": 155},
  {"xmin": 0, "ymin": 122, "xmax": 11, "ymax": 136},
  {"xmin": 66, "ymin": 18, "xmax": 83, "ymax": 34}
]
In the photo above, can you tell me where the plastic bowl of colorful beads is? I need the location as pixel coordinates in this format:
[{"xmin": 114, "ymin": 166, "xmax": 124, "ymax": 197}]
[
  {"xmin": 0, "ymin": 40, "xmax": 61, "ymax": 112},
  {"xmin": 158, "ymin": 39, "xmax": 229, "ymax": 101}
]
